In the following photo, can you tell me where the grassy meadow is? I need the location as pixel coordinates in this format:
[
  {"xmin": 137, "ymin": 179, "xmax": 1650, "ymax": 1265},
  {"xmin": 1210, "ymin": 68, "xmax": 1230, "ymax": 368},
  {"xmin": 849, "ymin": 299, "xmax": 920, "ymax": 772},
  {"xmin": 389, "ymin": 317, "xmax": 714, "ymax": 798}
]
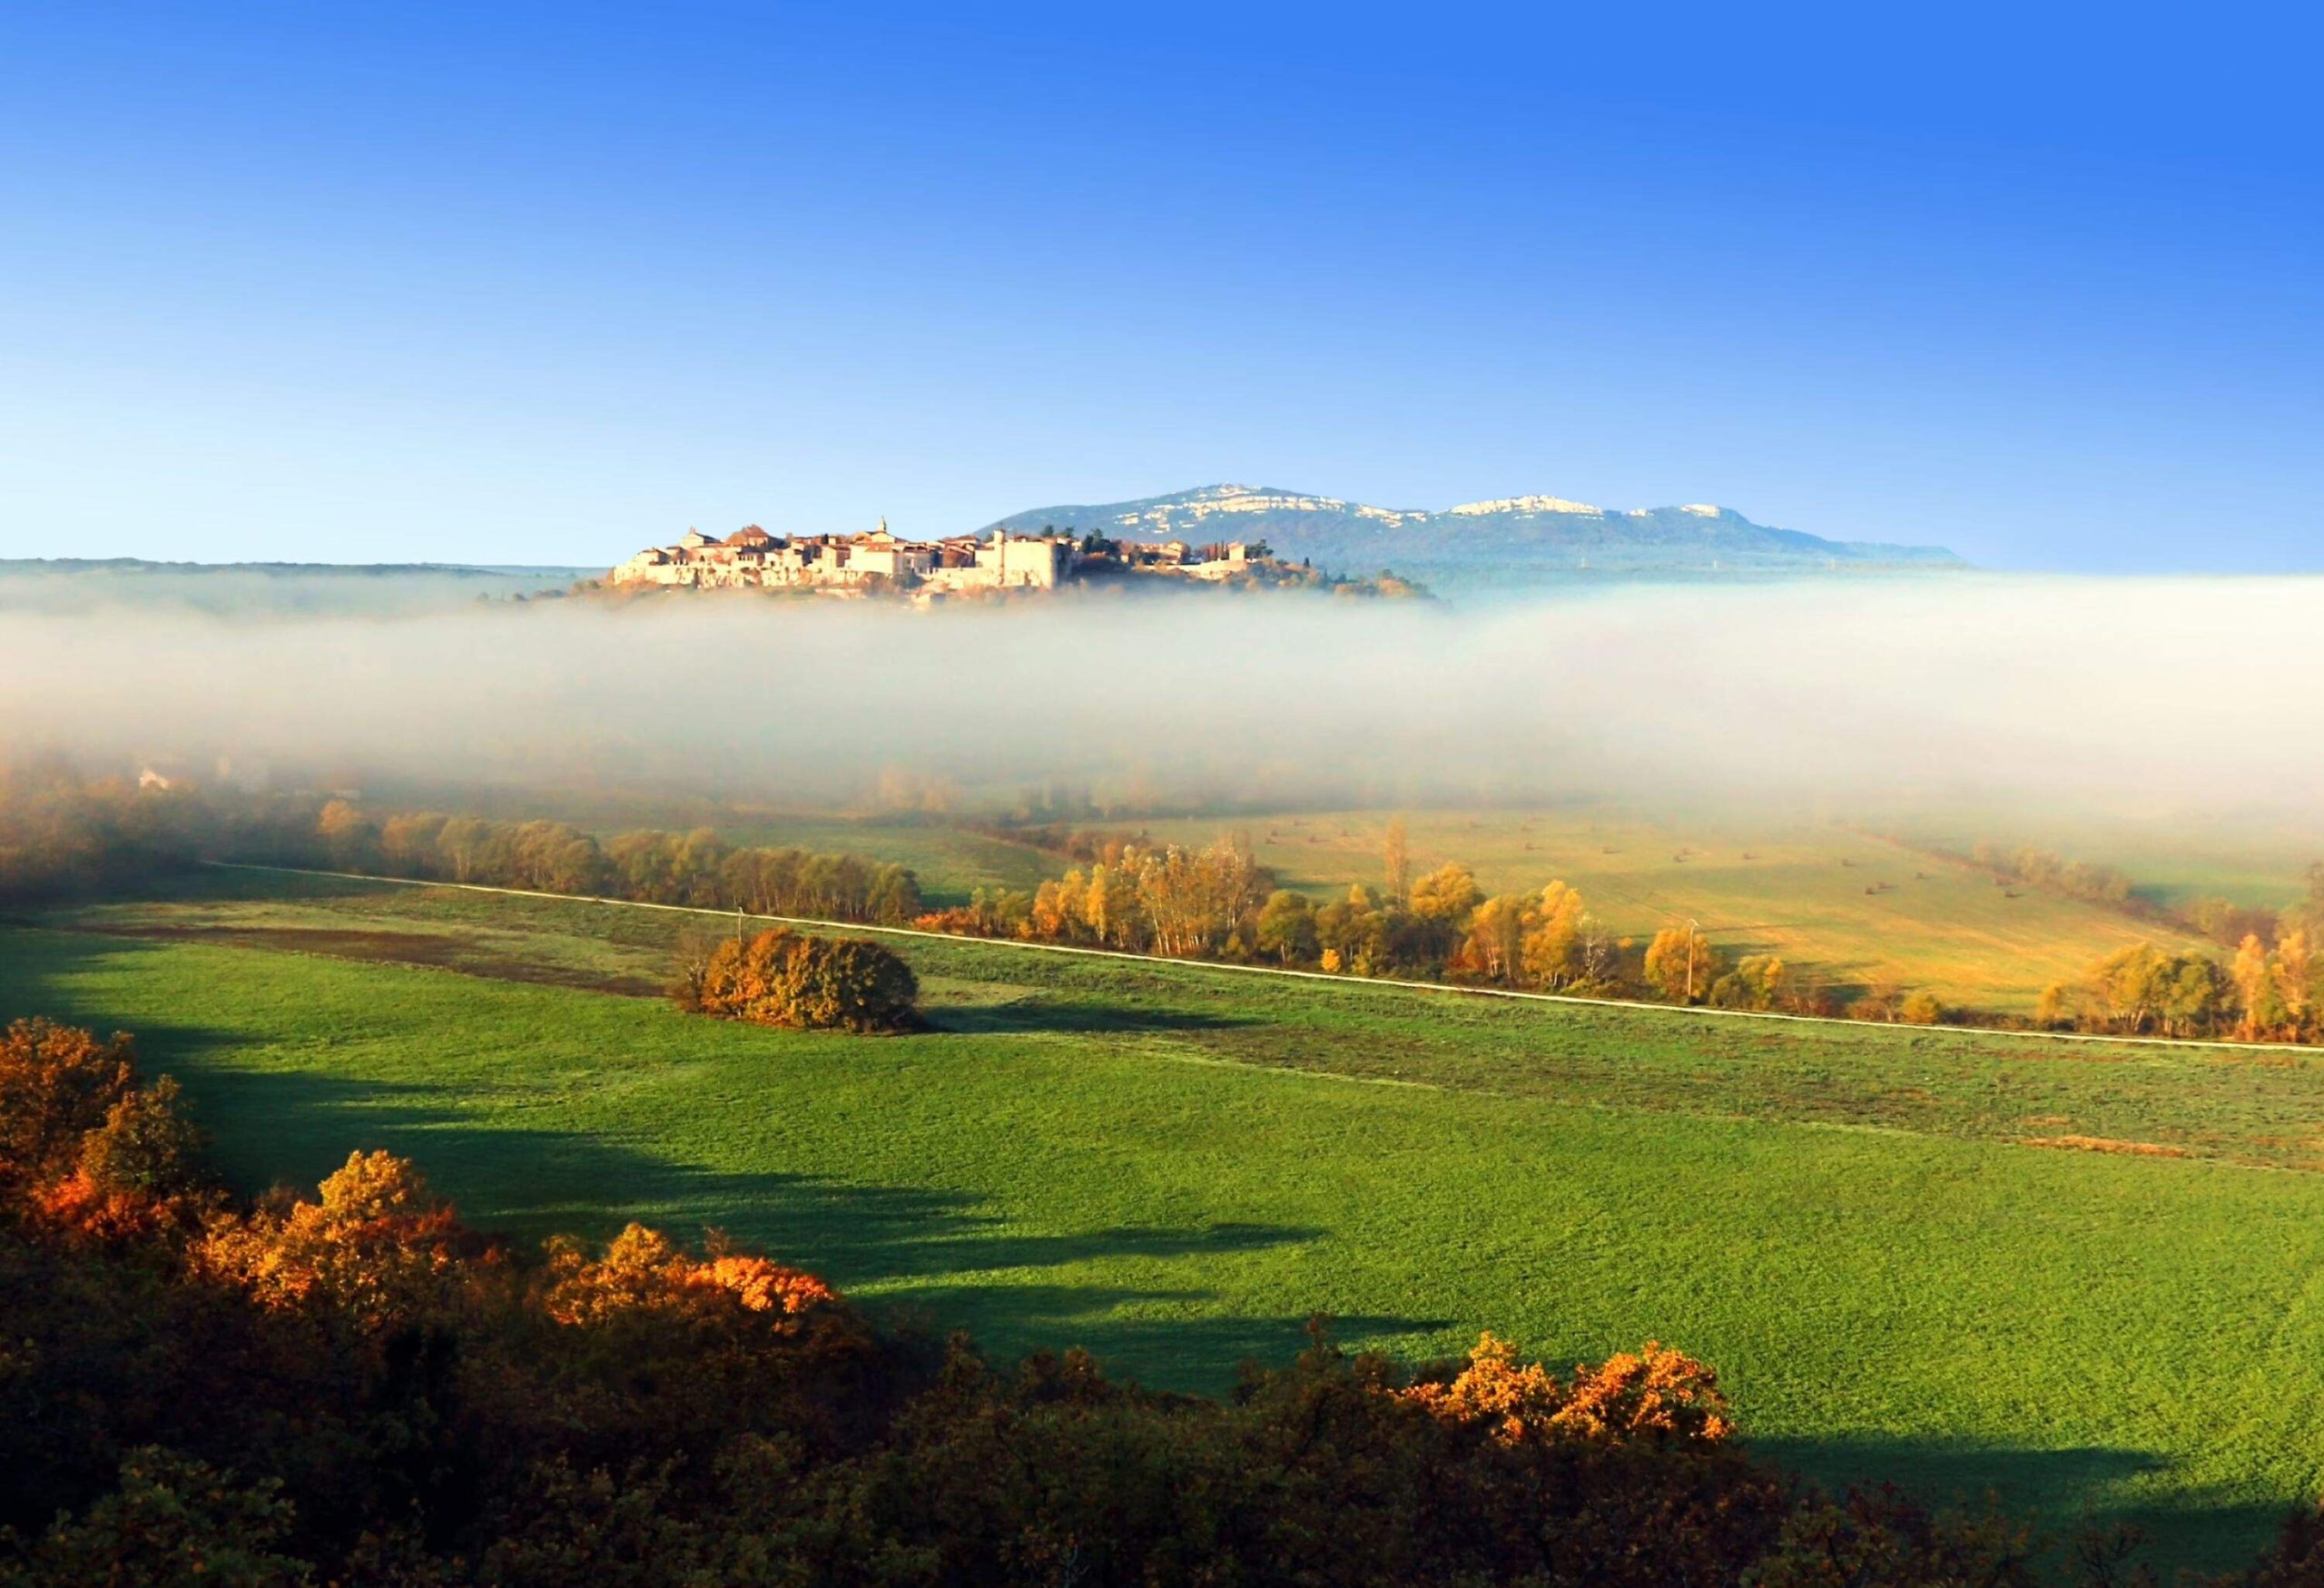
[{"xmin": 7, "ymin": 869, "xmax": 2324, "ymax": 1573}]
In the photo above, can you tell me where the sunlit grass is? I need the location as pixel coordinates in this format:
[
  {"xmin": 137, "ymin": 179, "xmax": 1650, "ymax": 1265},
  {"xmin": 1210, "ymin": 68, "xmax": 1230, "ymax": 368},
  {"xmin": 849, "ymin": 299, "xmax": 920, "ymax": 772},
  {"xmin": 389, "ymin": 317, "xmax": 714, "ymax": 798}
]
[
  {"xmin": 6, "ymin": 887, "xmax": 2322, "ymax": 1574},
  {"xmin": 1134, "ymin": 804, "xmax": 2230, "ymax": 1013}
]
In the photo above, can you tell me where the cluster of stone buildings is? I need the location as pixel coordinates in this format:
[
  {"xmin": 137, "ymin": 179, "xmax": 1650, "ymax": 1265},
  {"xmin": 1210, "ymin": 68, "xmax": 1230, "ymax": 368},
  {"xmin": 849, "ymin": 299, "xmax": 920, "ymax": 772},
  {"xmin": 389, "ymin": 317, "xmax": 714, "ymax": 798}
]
[{"xmin": 609, "ymin": 521, "xmax": 1253, "ymax": 598}]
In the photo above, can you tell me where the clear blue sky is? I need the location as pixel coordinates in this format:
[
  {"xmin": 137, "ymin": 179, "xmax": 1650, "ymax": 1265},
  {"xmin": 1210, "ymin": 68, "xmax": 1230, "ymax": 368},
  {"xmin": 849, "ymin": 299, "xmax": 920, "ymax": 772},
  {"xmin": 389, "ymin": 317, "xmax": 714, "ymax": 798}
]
[{"xmin": 3, "ymin": 2, "xmax": 2318, "ymax": 570}]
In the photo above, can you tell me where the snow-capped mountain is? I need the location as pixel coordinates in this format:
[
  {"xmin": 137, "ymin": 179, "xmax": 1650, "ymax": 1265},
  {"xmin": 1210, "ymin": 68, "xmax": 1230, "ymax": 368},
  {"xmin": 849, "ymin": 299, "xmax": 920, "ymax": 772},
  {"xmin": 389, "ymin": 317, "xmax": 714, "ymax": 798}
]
[{"xmin": 981, "ymin": 485, "xmax": 1963, "ymax": 573}]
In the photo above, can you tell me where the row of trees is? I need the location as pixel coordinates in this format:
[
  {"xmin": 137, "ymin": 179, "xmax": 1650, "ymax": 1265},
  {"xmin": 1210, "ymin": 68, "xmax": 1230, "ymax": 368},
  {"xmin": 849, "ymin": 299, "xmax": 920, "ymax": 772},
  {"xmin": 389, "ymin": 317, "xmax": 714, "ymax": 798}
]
[
  {"xmin": 1969, "ymin": 843, "xmax": 2139, "ymax": 909},
  {"xmin": 10, "ymin": 1013, "xmax": 2285, "ymax": 1585},
  {"xmin": 1999, "ymin": 855, "xmax": 2324, "ymax": 1041},
  {"xmin": 917, "ymin": 832, "xmax": 1827, "ymax": 1014},
  {"xmin": 298, "ymin": 804, "xmax": 927, "ymax": 925},
  {"xmin": 0, "ymin": 769, "xmax": 1820, "ymax": 1021},
  {"xmin": 0, "ymin": 762, "xmax": 927, "ymax": 929},
  {"xmin": 985, "ymin": 827, "xmax": 2324, "ymax": 1041},
  {"xmin": 0, "ymin": 763, "xmax": 924, "ymax": 931},
  {"xmin": 1979, "ymin": 838, "xmax": 2324, "ymax": 938}
]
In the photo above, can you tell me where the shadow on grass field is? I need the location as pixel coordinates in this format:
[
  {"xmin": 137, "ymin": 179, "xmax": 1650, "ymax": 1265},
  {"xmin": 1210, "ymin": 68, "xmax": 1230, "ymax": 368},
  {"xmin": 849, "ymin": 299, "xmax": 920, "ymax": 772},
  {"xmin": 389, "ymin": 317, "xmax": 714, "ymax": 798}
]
[
  {"xmin": 10, "ymin": 919, "xmax": 2324, "ymax": 1575},
  {"xmin": 5, "ymin": 932, "xmax": 1392, "ymax": 1369},
  {"xmin": 1751, "ymin": 1435, "xmax": 2290, "ymax": 1564}
]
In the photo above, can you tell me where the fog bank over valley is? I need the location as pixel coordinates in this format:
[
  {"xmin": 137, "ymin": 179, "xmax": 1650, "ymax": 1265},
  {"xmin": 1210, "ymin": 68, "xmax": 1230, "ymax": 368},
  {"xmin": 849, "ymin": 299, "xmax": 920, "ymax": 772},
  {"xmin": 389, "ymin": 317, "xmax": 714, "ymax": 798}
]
[{"xmin": 4, "ymin": 577, "xmax": 2319, "ymax": 833}]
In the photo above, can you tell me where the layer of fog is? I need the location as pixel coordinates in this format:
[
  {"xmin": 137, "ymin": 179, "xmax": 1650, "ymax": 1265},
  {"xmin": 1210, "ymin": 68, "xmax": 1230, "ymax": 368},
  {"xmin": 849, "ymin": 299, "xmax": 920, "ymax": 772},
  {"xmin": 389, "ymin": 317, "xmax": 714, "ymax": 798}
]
[
  {"xmin": 5, "ymin": 577, "xmax": 2320, "ymax": 833},
  {"xmin": 0, "ymin": 564, "xmax": 589, "ymax": 618}
]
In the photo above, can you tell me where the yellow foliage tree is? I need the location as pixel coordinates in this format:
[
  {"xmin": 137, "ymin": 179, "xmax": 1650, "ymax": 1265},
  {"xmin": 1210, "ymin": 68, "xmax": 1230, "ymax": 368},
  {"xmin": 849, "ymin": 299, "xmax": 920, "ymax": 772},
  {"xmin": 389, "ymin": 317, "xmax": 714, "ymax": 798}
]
[{"xmin": 1643, "ymin": 924, "xmax": 1718, "ymax": 1004}]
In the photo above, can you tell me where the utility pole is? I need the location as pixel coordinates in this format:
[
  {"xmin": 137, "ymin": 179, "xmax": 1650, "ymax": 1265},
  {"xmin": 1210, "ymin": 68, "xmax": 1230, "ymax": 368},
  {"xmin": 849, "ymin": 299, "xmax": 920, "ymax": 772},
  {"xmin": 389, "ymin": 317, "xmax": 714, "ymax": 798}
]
[{"xmin": 1685, "ymin": 918, "xmax": 1701, "ymax": 1002}]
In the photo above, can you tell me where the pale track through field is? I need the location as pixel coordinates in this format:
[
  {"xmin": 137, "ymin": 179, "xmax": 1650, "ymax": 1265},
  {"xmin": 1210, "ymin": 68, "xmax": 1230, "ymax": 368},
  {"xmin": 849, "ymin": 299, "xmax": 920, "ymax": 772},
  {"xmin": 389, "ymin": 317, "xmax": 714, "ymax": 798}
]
[{"xmin": 207, "ymin": 863, "xmax": 2324, "ymax": 1058}]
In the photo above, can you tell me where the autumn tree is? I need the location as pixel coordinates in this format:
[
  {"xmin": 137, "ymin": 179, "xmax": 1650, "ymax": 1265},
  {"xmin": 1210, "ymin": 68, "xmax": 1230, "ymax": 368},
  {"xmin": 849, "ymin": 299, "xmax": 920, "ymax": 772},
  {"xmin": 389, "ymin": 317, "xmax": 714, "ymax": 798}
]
[
  {"xmin": 196, "ymin": 1149, "xmax": 482, "ymax": 1330},
  {"xmin": 314, "ymin": 799, "xmax": 380, "ymax": 873},
  {"xmin": 1644, "ymin": 924, "xmax": 1719, "ymax": 1004},
  {"xmin": 1256, "ymin": 889, "xmax": 1320, "ymax": 964},
  {"xmin": 1709, "ymin": 956, "xmax": 1797, "ymax": 1013},
  {"xmin": 539, "ymin": 1221, "xmax": 837, "ymax": 1331},
  {"xmin": 2160, "ymin": 954, "xmax": 2230, "ymax": 1038},
  {"xmin": 0, "ymin": 1018, "xmax": 140, "ymax": 1192},
  {"xmin": 2041, "ymin": 942, "xmax": 2241, "ymax": 1038},
  {"xmin": 376, "ymin": 810, "xmax": 449, "ymax": 877},
  {"xmin": 692, "ymin": 927, "xmax": 920, "ymax": 1033},
  {"xmin": 2277, "ymin": 928, "xmax": 2315, "ymax": 1034},
  {"xmin": 1409, "ymin": 862, "xmax": 1482, "ymax": 923},
  {"xmin": 1383, "ymin": 814, "xmax": 1412, "ymax": 906},
  {"xmin": 1461, "ymin": 893, "xmax": 1527, "ymax": 981},
  {"xmin": 1520, "ymin": 881, "xmax": 1590, "ymax": 988},
  {"xmin": 2234, "ymin": 932, "xmax": 2287, "ymax": 1037}
]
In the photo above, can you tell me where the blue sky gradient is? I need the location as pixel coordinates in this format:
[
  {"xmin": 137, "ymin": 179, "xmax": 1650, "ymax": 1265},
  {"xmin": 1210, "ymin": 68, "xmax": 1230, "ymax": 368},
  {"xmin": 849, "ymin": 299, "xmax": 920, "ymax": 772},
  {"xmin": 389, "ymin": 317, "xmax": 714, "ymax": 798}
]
[{"xmin": 3, "ymin": 2, "xmax": 2318, "ymax": 569}]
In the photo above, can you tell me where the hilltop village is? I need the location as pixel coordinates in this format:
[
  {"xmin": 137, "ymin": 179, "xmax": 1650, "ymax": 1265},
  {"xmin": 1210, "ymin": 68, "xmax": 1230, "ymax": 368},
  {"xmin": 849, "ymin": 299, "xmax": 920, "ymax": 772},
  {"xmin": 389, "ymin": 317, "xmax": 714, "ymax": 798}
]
[{"xmin": 607, "ymin": 521, "xmax": 1421, "ymax": 602}]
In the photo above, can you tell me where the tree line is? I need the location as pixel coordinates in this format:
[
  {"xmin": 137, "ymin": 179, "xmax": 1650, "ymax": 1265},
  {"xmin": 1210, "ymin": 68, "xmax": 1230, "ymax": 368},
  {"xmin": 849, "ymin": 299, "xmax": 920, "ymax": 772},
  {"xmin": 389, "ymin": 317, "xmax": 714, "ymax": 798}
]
[
  {"xmin": 929, "ymin": 823, "xmax": 2324, "ymax": 1044},
  {"xmin": 911, "ymin": 824, "xmax": 1843, "ymax": 1016},
  {"xmin": 0, "ymin": 758, "xmax": 213, "ymax": 899},
  {"xmin": 11, "ymin": 1012, "xmax": 2302, "ymax": 1586},
  {"xmin": 2039, "ymin": 927, "xmax": 2320, "ymax": 1042},
  {"xmin": 301, "ymin": 803, "xmax": 927, "ymax": 925},
  {"xmin": 12, "ymin": 762, "xmax": 2323, "ymax": 1048},
  {"xmin": 0, "ymin": 761, "xmax": 924, "ymax": 929},
  {"xmin": 1968, "ymin": 843, "xmax": 2139, "ymax": 909}
]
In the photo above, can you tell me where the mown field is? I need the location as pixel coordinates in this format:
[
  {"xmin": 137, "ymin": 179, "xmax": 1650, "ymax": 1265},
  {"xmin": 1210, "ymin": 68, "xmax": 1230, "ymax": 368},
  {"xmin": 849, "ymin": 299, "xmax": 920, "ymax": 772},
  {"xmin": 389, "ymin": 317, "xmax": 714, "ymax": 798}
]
[
  {"xmin": 1134, "ymin": 805, "xmax": 2237, "ymax": 1015},
  {"xmin": 6, "ymin": 870, "xmax": 2324, "ymax": 1573},
  {"xmin": 1896, "ymin": 808, "xmax": 2324, "ymax": 915}
]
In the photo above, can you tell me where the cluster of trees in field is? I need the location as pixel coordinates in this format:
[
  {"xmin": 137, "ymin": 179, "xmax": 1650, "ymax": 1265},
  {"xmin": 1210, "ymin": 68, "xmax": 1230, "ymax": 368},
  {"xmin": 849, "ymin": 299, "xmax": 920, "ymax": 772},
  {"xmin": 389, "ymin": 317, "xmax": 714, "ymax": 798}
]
[
  {"xmin": 2014, "ymin": 862, "xmax": 2324, "ymax": 1041},
  {"xmin": 12, "ymin": 1011, "xmax": 2296, "ymax": 1587},
  {"xmin": 675, "ymin": 927, "xmax": 921, "ymax": 1033},
  {"xmin": 2040, "ymin": 926, "xmax": 2321, "ymax": 1042}
]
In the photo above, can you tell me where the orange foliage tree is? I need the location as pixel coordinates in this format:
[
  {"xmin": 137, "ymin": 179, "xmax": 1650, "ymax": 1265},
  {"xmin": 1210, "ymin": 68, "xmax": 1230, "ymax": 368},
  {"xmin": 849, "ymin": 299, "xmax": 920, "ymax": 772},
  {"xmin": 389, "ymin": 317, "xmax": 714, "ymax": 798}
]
[{"xmin": 687, "ymin": 925, "xmax": 921, "ymax": 1032}]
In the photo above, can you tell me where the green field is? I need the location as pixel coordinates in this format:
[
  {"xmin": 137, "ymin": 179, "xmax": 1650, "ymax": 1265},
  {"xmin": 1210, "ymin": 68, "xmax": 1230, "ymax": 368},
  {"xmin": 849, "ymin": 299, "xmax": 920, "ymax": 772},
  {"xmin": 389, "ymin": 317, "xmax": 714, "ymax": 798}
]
[{"xmin": 7, "ymin": 872, "xmax": 2324, "ymax": 1573}]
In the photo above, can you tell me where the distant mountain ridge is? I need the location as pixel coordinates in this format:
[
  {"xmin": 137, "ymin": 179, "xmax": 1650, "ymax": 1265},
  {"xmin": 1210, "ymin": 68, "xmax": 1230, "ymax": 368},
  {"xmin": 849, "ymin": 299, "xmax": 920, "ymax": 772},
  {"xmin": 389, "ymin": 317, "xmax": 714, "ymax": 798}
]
[{"xmin": 984, "ymin": 485, "xmax": 1965, "ymax": 573}]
